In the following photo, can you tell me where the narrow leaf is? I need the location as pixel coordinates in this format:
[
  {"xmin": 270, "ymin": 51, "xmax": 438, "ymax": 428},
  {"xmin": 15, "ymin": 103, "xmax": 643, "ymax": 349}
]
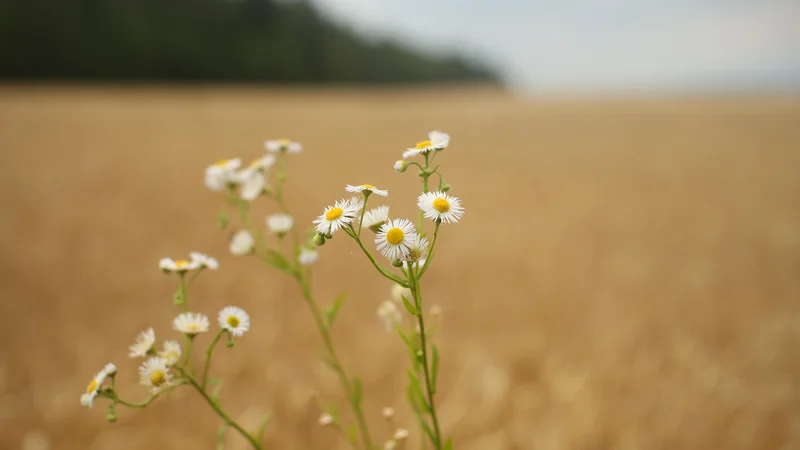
[
  {"xmin": 352, "ymin": 377, "xmax": 363, "ymax": 405},
  {"xmin": 347, "ymin": 423, "xmax": 358, "ymax": 446},
  {"xmin": 401, "ymin": 294, "xmax": 419, "ymax": 316},
  {"xmin": 255, "ymin": 415, "xmax": 271, "ymax": 445},
  {"xmin": 431, "ymin": 344, "xmax": 440, "ymax": 394},
  {"xmin": 216, "ymin": 424, "xmax": 228, "ymax": 450},
  {"xmin": 326, "ymin": 291, "xmax": 347, "ymax": 327},
  {"xmin": 443, "ymin": 437, "xmax": 454, "ymax": 450},
  {"xmin": 211, "ymin": 380, "xmax": 224, "ymax": 402}
]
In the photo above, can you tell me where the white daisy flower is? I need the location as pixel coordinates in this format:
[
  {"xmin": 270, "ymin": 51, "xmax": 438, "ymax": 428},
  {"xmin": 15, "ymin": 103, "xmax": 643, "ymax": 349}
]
[
  {"xmin": 402, "ymin": 131, "xmax": 450, "ymax": 159},
  {"xmin": 218, "ymin": 306, "xmax": 250, "ymax": 337},
  {"xmin": 159, "ymin": 257, "xmax": 201, "ymax": 273},
  {"xmin": 313, "ymin": 199, "xmax": 359, "ymax": 235},
  {"xmin": 375, "ymin": 218, "xmax": 418, "ymax": 261},
  {"xmin": 417, "ymin": 191, "xmax": 464, "ymax": 224},
  {"xmin": 391, "ymin": 283, "xmax": 412, "ymax": 304},
  {"xmin": 265, "ymin": 138, "xmax": 302, "ymax": 154},
  {"xmin": 103, "ymin": 363, "xmax": 117, "ymax": 376},
  {"xmin": 298, "ymin": 247, "xmax": 318, "ymax": 265},
  {"xmin": 229, "ymin": 230, "xmax": 255, "ymax": 256},
  {"xmin": 318, "ymin": 413, "xmax": 334, "ymax": 427},
  {"xmin": 384, "ymin": 440, "xmax": 397, "ymax": 450},
  {"xmin": 158, "ymin": 340, "xmax": 182, "ymax": 366},
  {"xmin": 129, "ymin": 327, "xmax": 156, "ymax": 358},
  {"xmin": 394, "ymin": 428, "xmax": 410, "ymax": 441},
  {"xmin": 189, "ymin": 252, "xmax": 219, "ymax": 270},
  {"xmin": 172, "ymin": 312, "xmax": 210, "ymax": 336},
  {"xmin": 361, "ymin": 206, "xmax": 390, "ymax": 233},
  {"xmin": 345, "ymin": 184, "xmax": 389, "ymax": 197},
  {"xmin": 266, "ymin": 213, "xmax": 294, "ymax": 234},
  {"xmin": 240, "ymin": 171, "xmax": 266, "ymax": 201},
  {"xmin": 403, "ymin": 236, "xmax": 429, "ymax": 263},
  {"xmin": 139, "ymin": 357, "xmax": 172, "ymax": 393},
  {"xmin": 205, "ymin": 158, "xmax": 242, "ymax": 191},
  {"xmin": 377, "ymin": 300, "xmax": 402, "ymax": 331},
  {"xmin": 81, "ymin": 367, "xmax": 108, "ymax": 408}
]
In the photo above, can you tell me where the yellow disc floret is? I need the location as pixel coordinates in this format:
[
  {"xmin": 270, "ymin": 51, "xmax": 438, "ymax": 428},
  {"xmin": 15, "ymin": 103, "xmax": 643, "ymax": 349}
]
[
  {"xmin": 432, "ymin": 197, "xmax": 450, "ymax": 213},
  {"xmin": 150, "ymin": 370, "xmax": 166, "ymax": 387},
  {"xmin": 415, "ymin": 140, "xmax": 432, "ymax": 149},
  {"xmin": 386, "ymin": 227, "xmax": 405, "ymax": 245},
  {"xmin": 325, "ymin": 207, "xmax": 343, "ymax": 221},
  {"xmin": 227, "ymin": 316, "xmax": 240, "ymax": 328}
]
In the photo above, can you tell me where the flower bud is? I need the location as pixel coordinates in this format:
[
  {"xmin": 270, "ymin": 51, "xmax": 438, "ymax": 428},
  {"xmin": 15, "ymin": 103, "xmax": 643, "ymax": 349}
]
[
  {"xmin": 441, "ymin": 183, "xmax": 452, "ymax": 192},
  {"xmin": 391, "ymin": 258, "xmax": 403, "ymax": 268},
  {"xmin": 312, "ymin": 233, "xmax": 326, "ymax": 246},
  {"xmin": 393, "ymin": 160, "xmax": 408, "ymax": 173},
  {"xmin": 106, "ymin": 404, "xmax": 117, "ymax": 423}
]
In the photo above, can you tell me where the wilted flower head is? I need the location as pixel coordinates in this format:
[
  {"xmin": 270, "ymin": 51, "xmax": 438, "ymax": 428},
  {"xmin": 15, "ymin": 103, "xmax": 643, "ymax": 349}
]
[
  {"xmin": 129, "ymin": 327, "xmax": 156, "ymax": 358},
  {"xmin": 81, "ymin": 367, "xmax": 108, "ymax": 408},
  {"xmin": 173, "ymin": 312, "xmax": 210, "ymax": 336},
  {"xmin": 361, "ymin": 206, "xmax": 390, "ymax": 233},
  {"xmin": 403, "ymin": 236, "xmax": 429, "ymax": 263},
  {"xmin": 158, "ymin": 340, "xmax": 182, "ymax": 366}
]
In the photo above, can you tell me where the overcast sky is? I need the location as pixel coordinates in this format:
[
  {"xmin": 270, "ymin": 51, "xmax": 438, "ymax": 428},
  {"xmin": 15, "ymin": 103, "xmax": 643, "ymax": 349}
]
[{"xmin": 312, "ymin": 0, "xmax": 800, "ymax": 93}]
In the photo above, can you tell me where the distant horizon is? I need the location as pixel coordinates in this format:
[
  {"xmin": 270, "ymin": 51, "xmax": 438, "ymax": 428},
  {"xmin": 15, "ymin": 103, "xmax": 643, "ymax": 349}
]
[{"xmin": 312, "ymin": 0, "xmax": 800, "ymax": 93}]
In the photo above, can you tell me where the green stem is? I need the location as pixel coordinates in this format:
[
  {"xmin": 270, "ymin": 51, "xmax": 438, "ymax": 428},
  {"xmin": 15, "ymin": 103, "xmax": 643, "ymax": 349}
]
[
  {"xmin": 109, "ymin": 381, "xmax": 187, "ymax": 408},
  {"xmin": 408, "ymin": 266, "xmax": 442, "ymax": 449},
  {"xmin": 183, "ymin": 335, "xmax": 195, "ymax": 376},
  {"xmin": 347, "ymin": 227, "xmax": 408, "ymax": 286},
  {"xmin": 356, "ymin": 195, "xmax": 369, "ymax": 236},
  {"xmin": 417, "ymin": 222, "xmax": 440, "ymax": 279},
  {"xmin": 202, "ymin": 330, "xmax": 226, "ymax": 390},
  {"xmin": 178, "ymin": 368, "xmax": 261, "ymax": 450},
  {"xmin": 295, "ymin": 272, "xmax": 374, "ymax": 450}
]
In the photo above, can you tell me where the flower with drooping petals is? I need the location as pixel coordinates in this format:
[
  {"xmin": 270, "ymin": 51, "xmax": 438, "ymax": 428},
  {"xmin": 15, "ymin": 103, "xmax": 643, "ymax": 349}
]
[
  {"xmin": 361, "ymin": 206, "xmax": 389, "ymax": 233},
  {"xmin": 403, "ymin": 131, "xmax": 450, "ymax": 159},
  {"xmin": 172, "ymin": 312, "xmax": 210, "ymax": 336},
  {"xmin": 129, "ymin": 327, "xmax": 156, "ymax": 358},
  {"xmin": 158, "ymin": 340, "xmax": 182, "ymax": 366},
  {"xmin": 345, "ymin": 184, "xmax": 388, "ymax": 197}
]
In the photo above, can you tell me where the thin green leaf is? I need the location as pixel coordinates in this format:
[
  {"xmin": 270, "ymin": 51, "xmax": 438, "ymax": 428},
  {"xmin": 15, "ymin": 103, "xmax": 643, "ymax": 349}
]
[
  {"xmin": 211, "ymin": 380, "xmax": 224, "ymax": 402},
  {"xmin": 431, "ymin": 344, "xmax": 440, "ymax": 394},
  {"xmin": 401, "ymin": 294, "xmax": 419, "ymax": 316},
  {"xmin": 347, "ymin": 423, "xmax": 358, "ymax": 446},
  {"xmin": 420, "ymin": 418, "xmax": 435, "ymax": 444},
  {"xmin": 326, "ymin": 291, "xmax": 347, "ymax": 327},
  {"xmin": 255, "ymin": 415, "xmax": 271, "ymax": 445},
  {"xmin": 443, "ymin": 437, "xmax": 454, "ymax": 450},
  {"xmin": 322, "ymin": 354, "xmax": 340, "ymax": 372},
  {"xmin": 406, "ymin": 370, "xmax": 426, "ymax": 411},
  {"xmin": 216, "ymin": 424, "xmax": 228, "ymax": 450},
  {"xmin": 352, "ymin": 377, "xmax": 363, "ymax": 405}
]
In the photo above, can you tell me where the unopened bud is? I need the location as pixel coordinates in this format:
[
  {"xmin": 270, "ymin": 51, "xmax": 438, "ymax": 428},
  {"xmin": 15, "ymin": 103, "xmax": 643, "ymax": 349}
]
[
  {"xmin": 391, "ymin": 258, "xmax": 403, "ymax": 268},
  {"xmin": 415, "ymin": 349, "xmax": 424, "ymax": 364},
  {"xmin": 393, "ymin": 160, "xmax": 408, "ymax": 173},
  {"xmin": 312, "ymin": 233, "xmax": 326, "ymax": 246},
  {"xmin": 106, "ymin": 404, "xmax": 117, "ymax": 423},
  {"xmin": 441, "ymin": 183, "xmax": 452, "ymax": 192},
  {"xmin": 104, "ymin": 363, "xmax": 117, "ymax": 376}
]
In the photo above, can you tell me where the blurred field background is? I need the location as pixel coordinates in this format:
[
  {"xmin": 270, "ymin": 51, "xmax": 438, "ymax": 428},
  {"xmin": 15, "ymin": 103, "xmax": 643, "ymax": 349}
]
[{"xmin": 2, "ymin": 0, "xmax": 800, "ymax": 449}]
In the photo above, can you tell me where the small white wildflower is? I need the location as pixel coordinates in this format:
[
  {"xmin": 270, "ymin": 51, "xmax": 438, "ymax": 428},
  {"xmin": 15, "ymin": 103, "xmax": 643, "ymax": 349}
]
[
  {"xmin": 298, "ymin": 247, "xmax": 318, "ymax": 265},
  {"xmin": 318, "ymin": 413, "xmax": 334, "ymax": 427},
  {"xmin": 345, "ymin": 184, "xmax": 389, "ymax": 197},
  {"xmin": 402, "ymin": 131, "xmax": 449, "ymax": 159},
  {"xmin": 417, "ymin": 191, "xmax": 464, "ymax": 224},
  {"xmin": 377, "ymin": 300, "xmax": 402, "ymax": 331},
  {"xmin": 393, "ymin": 160, "xmax": 408, "ymax": 172},
  {"xmin": 384, "ymin": 440, "xmax": 397, "ymax": 450},
  {"xmin": 190, "ymin": 252, "xmax": 219, "ymax": 270},
  {"xmin": 158, "ymin": 340, "xmax": 182, "ymax": 366},
  {"xmin": 313, "ymin": 198, "xmax": 359, "ymax": 235},
  {"xmin": 159, "ymin": 257, "xmax": 201, "ymax": 273},
  {"xmin": 173, "ymin": 312, "xmax": 210, "ymax": 336},
  {"xmin": 205, "ymin": 158, "xmax": 242, "ymax": 191},
  {"xmin": 128, "ymin": 327, "xmax": 156, "ymax": 358},
  {"xmin": 375, "ymin": 218, "xmax": 418, "ymax": 261},
  {"xmin": 229, "ymin": 230, "xmax": 255, "ymax": 256},
  {"xmin": 139, "ymin": 357, "xmax": 172, "ymax": 393},
  {"xmin": 81, "ymin": 367, "xmax": 108, "ymax": 408},
  {"xmin": 382, "ymin": 407, "xmax": 395, "ymax": 419},
  {"xmin": 266, "ymin": 213, "xmax": 294, "ymax": 234},
  {"xmin": 394, "ymin": 428, "xmax": 410, "ymax": 441},
  {"xmin": 218, "ymin": 306, "xmax": 250, "ymax": 337},
  {"xmin": 361, "ymin": 206, "xmax": 390, "ymax": 233},
  {"xmin": 103, "ymin": 363, "xmax": 117, "ymax": 376},
  {"xmin": 240, "ymin": 171, "xmax": 266, "ymax": 201},
  {"xmin": 265, "ymin": 138, "xmax": 302, "ymax": 154},
  {"xmin": 391, "ymin": 283, "xmax": 412, "ymax": 304},
  {"xmin": 402, "ymin": 236, "xmax": 429, "ymax": 263}
]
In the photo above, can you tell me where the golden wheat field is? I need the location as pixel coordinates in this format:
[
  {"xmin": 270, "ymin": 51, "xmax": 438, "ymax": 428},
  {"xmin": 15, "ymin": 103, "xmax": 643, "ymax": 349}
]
[{"xmin": 1, "ymin": 86, "xmax": 799, "ymax": 450}]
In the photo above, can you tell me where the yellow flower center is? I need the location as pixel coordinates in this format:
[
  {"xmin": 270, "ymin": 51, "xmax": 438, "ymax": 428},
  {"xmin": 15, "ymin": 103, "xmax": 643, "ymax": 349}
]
[
  {"xmin": 150, "ymin": 370, "xmax": 166, "ymax": 387},
  {"xmin": 214, "ymin": 159, "xmax": 230, "ymax": 167},
  {"xmin": 432, "ymin": 197, "xmax": 450, "ymax": 213},
  {"xmin": 407, "ymin": 248, "xmax": 422, "ymax": 262},
  {"xmin": 277, "ymin": 138, "xmax": 291, "ymax": 147},
  {"xmin": 227, "ymin": 316, "xmax": 240, "ymax": 328},
  {"xmin": 325, "ymin": 207, "xmax": 343, "ymax": 221},
  {"xmin": 174, "ymin": 260, "xmax": 188, "ymax": 269},
  {"xmin": 386, "ymin": 227, "xmax": 405, "ymax": 245},
  {"xmin": 187, "ymin": 323, "xmax": 198, "ymax": 333},
  {"xmin": 86, "ymin": 380, "xmax": 98, "ymax": 394},
  {"xmin": 415, "ymin": 140, "xmax": 432, "ymax": 150},
  {"xmin": 359, "ymin": 184, "xmax": 376, "ymax": 190}
]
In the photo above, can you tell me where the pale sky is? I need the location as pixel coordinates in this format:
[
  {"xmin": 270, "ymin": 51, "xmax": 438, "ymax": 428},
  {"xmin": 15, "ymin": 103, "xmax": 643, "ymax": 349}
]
[{"xmin": 312, "ymin": 0, "xmax": 800, "ymax": 93}]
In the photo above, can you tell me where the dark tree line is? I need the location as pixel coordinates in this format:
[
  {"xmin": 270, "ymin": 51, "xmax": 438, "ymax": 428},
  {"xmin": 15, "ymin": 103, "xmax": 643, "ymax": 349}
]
[{"xmin": 0, "ymin": 0, "xmax": 500, "ymax": 84}]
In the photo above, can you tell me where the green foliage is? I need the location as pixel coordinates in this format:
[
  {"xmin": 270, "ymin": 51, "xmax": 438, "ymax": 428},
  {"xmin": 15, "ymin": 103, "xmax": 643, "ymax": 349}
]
[{"xmin": 0, "ymin": 0, "xmax": 500, "ymax": 84}]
